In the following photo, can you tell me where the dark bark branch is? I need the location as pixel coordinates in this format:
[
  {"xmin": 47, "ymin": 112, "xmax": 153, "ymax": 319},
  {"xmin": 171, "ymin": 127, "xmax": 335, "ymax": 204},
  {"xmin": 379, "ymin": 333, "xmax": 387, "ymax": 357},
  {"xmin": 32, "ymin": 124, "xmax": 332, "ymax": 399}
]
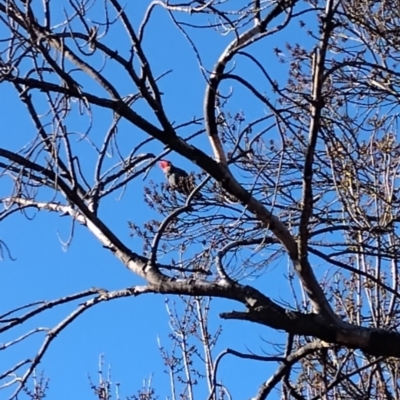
[
  {"xmin": 254, "ymin": 340, "xmax": 331, "ymax": 400},
  {"xmin": 309, "ymin": 247, "xmax": 400, "ymax": 301},
  {"xmin": 221, "ymin": 309, "xmax": 400, "ymax": 357},
  {"xmin": 297, "ymin": 0, "xmax": 337, "ymax": 322},
  {"xmin": 207, "ymin": 348, "xmax": 284, "ymax": 400}
]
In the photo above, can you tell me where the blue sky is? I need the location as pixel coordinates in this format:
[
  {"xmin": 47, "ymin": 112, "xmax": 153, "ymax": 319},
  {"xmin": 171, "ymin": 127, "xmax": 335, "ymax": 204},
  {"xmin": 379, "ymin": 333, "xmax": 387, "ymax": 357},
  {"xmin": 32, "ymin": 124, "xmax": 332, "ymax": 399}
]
[{"xmin": 0, "ymin": 2, "xmax": 319, "ymax": 399}]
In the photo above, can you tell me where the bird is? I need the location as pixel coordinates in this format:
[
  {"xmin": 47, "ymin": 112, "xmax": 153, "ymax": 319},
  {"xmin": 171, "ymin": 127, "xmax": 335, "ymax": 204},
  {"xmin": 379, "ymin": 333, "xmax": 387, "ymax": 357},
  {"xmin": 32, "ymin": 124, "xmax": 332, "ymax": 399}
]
[{"xmin": 159, "ymin": 160, "xmax": 202, "ymax": 199}]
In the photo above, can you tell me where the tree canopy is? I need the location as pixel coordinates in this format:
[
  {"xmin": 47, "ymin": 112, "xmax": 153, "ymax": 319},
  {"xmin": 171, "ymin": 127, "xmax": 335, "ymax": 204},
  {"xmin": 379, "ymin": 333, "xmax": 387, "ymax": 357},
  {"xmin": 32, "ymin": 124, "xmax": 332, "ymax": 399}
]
[{"xmin": 1, "ymin": 0, "xmax": 400, "ymax": 399}]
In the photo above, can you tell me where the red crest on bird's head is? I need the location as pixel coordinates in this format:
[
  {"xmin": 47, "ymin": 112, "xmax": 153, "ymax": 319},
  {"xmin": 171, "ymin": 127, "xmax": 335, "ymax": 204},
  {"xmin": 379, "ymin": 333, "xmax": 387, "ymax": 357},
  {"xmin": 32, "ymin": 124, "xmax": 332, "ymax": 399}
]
[{"xmin": 159, "ymin": 160, "xmax": 172, "ymax": 171}]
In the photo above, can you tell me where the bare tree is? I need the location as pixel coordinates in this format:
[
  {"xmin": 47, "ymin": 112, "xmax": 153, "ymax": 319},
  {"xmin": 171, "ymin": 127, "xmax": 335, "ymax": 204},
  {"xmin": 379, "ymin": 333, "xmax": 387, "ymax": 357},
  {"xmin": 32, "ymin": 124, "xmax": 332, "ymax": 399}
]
[{"xmin": 1, "ymin": 0, "xmax": 400, "ymax": 398}]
